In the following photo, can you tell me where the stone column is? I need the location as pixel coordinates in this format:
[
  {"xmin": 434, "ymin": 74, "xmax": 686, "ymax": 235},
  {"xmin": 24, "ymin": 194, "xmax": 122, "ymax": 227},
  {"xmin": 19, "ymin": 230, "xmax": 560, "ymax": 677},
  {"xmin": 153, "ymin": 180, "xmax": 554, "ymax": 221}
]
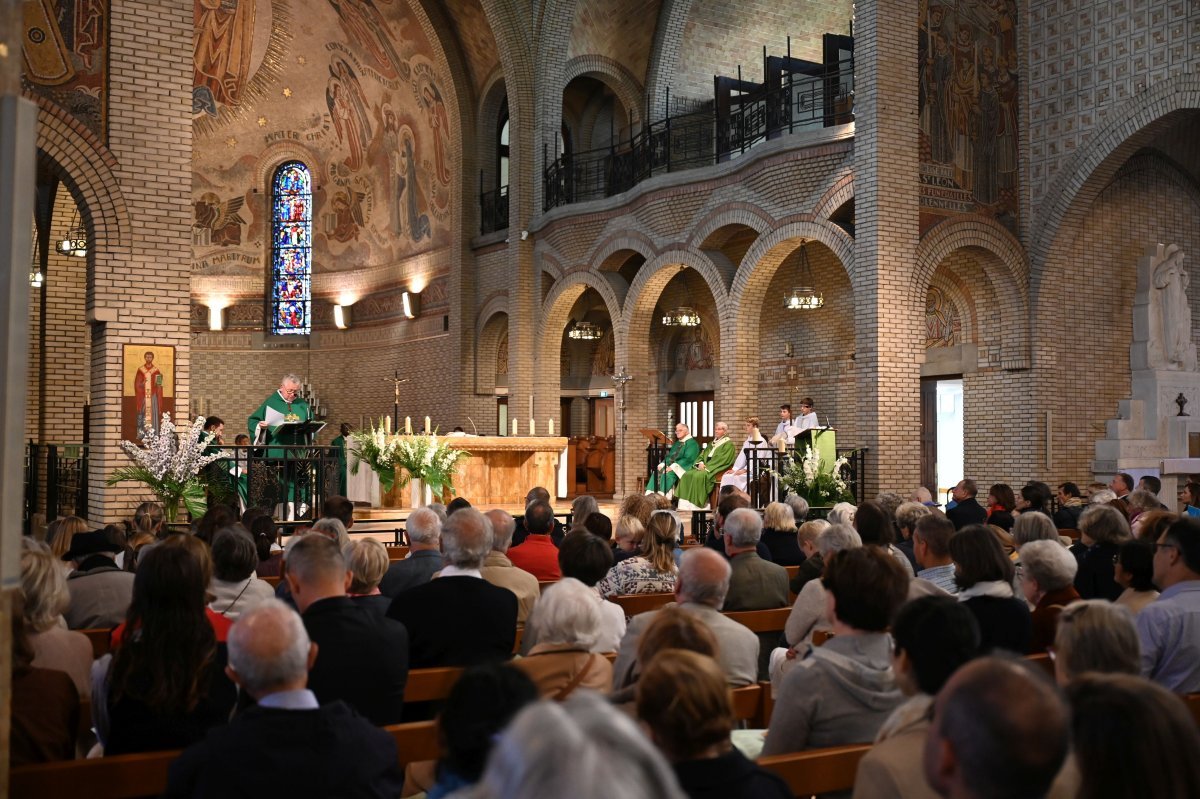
[{"xmin": 852, "ymin": 0, "xmax": 923, "ymax": 494}]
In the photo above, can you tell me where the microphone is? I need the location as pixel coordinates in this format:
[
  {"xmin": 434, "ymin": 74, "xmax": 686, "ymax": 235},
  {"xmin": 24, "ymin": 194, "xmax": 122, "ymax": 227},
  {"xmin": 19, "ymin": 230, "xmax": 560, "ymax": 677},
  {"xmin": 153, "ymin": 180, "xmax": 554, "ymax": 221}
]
[{"xmin": 466, "ymin": 417, "xmax": 478, "ymax": 435}]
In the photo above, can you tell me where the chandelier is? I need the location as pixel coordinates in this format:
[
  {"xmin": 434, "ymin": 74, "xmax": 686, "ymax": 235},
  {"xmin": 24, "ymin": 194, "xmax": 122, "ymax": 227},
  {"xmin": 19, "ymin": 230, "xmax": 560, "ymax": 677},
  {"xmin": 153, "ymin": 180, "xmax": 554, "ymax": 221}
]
[
  {"xmin": 57, "ymin": 211, "xmax": 87, "ymax": 258},
  {"xmin": 29, "ymin": 250, "xmax": 43, "ymax": 289},
  {"xmin": 784, "ymin": 243, "xmax": 823, "ymax": 310},
  {"xmin": 567, "ymin": 319, "xmax": 604, "ymax": 340},
  {"xmin": 661, "ymin": 306, "xmax": 701, "ymax": 327}
]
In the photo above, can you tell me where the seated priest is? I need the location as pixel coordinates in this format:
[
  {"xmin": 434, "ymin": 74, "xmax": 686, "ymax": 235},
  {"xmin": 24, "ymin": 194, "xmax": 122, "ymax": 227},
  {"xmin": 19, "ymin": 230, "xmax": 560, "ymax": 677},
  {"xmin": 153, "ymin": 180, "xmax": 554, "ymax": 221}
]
[
  {"xmin": 645, "ymin": 423, "xmax": 700, "ymax": 497},
  {"xmin": 676, "ymin": 422, "xmax": 736, "ymax": 511},
  {"xmin": 720, "ymin": 417, "xmax": 773, "ymax": 493}
]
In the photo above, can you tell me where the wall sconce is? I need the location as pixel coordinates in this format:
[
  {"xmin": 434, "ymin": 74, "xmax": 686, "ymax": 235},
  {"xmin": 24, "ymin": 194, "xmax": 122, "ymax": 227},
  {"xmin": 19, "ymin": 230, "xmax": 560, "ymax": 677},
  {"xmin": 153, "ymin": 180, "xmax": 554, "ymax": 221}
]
[
  {"xmin": 208, "ymin": 305, "xmax": 225, "ymax": 331},
  {"xmin": 333, "ymin": 304, "xmax": 352, "ymax": 329},
  {"xmin": 402, "ymin": 291, "xmax": 421, "ymax": 319}
]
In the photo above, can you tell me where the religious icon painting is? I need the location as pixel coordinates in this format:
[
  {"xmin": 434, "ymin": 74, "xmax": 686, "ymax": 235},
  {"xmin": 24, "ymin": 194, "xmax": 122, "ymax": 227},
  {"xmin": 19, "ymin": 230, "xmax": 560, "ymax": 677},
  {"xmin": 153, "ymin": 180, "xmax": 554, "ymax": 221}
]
[{"xmin": 122, "ymin": 344, "xmax": 176, "ymax": 444}]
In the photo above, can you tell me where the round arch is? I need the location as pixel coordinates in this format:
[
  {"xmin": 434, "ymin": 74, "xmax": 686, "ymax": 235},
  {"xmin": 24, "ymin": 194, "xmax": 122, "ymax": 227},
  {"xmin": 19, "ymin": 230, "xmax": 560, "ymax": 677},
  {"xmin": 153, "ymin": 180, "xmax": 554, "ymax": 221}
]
[
  {"xmin": 1030, "ymin": 75, "xmax": 1200, "ymax": 271},
  {"xmin": 562, "ymin": 55, "xmax": 644, "ymax": 129},
  {"xmin": 914, "ymin": 215, "xmax": 1030, "ymax": 369}
]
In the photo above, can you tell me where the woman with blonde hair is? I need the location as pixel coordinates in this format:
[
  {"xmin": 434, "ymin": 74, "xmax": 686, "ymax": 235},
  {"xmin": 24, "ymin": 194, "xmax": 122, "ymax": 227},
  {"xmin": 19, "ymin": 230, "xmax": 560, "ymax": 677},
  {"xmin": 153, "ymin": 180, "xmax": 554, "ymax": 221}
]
[
  {"xmin": 344, "ymin": 538, "xmax": 392, "ymax": 615},
  {"xmin": 49, "ymin": 516, "xmax": 89, "ymax": 562},
  {"xmin": 761, "ymin": 502, "xmax": 803, "ymax": 566},
  {"xmin": 596, "ymin": 510, "xmax": 679, "ymax": 596},
  {"xmin": 20, "ymin": 543, "xmax": 93, "ymax": 698}
]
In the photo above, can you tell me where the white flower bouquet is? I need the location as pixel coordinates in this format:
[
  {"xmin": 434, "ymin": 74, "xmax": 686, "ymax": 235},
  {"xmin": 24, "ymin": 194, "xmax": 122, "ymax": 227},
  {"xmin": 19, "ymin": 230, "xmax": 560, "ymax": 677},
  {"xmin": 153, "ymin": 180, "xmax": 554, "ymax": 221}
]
[
  {"xmin": 772, "ymin": 447, "xmax": 854, "ymax": 506},
  {"xmin": 349, "ymin": 420, "xmax": 470, "ymax": 497}
]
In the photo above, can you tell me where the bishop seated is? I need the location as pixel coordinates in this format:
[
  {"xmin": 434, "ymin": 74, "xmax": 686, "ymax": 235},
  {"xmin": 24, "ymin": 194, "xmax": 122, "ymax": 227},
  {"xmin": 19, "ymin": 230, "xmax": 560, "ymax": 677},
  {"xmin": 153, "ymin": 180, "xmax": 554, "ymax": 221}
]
[
  {"xmin": 645, "ymin": 423, "xmax": 699, "ymax": 497},
  {"xmin": 675, "ymin": 421, "xmax": 736, "ymax": 511}
]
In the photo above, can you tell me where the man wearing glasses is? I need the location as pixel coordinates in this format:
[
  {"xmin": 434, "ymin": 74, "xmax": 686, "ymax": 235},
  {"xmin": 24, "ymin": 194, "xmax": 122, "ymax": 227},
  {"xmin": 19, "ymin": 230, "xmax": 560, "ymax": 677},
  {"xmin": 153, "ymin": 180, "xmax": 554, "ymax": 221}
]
[
  {"xmin": 1137, "ymin": 517, "xmax": 1200, "ymax": 692},
  {"xmin": 248, "ymin": 374, "xmax": 316, "ymax": 518}
]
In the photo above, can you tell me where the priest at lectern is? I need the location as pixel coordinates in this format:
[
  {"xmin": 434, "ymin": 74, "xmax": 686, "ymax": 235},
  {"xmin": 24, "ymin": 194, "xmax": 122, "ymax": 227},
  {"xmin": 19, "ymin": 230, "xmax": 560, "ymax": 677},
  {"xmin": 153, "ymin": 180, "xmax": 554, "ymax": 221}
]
[{"xmin": 248, "ymin": 374, "xmax": 313, "ymax": 456}]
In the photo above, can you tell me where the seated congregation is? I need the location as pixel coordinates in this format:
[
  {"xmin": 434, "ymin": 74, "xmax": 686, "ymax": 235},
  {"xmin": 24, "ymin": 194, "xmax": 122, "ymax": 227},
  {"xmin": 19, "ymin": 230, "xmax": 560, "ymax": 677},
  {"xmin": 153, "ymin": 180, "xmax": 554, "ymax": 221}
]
[{"xmin": 12, "ymin": 474, "xmax": 1200, "ymax": 799}]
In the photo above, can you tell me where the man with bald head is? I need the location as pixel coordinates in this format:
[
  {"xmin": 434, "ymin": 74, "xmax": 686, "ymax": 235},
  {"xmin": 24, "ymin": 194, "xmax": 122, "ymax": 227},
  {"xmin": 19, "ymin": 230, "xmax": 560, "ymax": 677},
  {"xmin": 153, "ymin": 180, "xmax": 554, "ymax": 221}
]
[
  {"xmin": 389, "ymin": 508, "xmax": 519, "ymax": 667},
  {"xmin": 164, "ymin": 600, "xmax": 404, "ymax": 798},
  {"xmin": 611, "ymin": 547, "xmax": 760, "ymax": 687},
  {"xmin": 480, "ymin": 508, "xmax": 540, "ymax": 623},
  {"xmin": 923, "ymin": 656, "xmax": 1070, "ymax": 799}
]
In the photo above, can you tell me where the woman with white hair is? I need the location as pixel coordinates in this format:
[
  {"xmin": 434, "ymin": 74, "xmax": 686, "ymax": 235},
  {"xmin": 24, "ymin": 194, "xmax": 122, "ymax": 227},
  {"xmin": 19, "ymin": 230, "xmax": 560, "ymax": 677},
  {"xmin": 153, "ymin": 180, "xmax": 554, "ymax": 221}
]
[
  {"xmin": 464, "ymin": 691, "xmax": 686, "ymax": 799},
  {"xmin": 826, "ymin": 502, "xmax": 858, "ymax": 527},
  {"xmin": 1018, "ymin": 539, "xmax": 1081, "ymax": 652},
  {"xmin": 513, "ymin": 578, "xmax": 613, "ymax": 699}
]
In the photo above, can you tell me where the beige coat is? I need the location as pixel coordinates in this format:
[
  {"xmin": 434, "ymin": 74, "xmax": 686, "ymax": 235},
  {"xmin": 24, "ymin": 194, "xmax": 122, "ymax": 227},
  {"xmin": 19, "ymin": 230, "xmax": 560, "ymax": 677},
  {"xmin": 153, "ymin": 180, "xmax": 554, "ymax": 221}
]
[
  {"xmin": 480, "ymin": 550, "xmax": 541, "ymax": 623},
  {"xmin": 513, "ymin": 643, "xmax": 613, "ymax": 699}
]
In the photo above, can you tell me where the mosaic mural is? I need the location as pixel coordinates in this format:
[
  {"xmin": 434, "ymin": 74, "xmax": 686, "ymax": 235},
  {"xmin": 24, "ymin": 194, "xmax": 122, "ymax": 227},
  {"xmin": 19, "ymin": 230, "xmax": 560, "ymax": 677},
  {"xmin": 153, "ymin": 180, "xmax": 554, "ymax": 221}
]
[
  {"xmin": 192, "ymin": 0, "xmax": 454, "ymax": 284},
  {"xmin": 918, "ymin": 0, "xmax": 1019, "ymax": 235},
  {"xmin": 22, "ymin": 0, "xmax": 109, "ymax": 141}
]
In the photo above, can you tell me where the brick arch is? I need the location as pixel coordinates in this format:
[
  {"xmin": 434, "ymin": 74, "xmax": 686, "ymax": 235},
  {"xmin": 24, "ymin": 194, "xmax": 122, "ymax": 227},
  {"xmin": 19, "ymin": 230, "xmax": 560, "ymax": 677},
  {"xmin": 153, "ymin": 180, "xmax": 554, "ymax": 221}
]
[
  {"xmin": 33, "ymin": 96, "xmax": 132, "ymax": 255},
  {"xmin": 563, "ymin": 55, "xmax": 644, "ymax": 128},
  {"xmin": 620, "ymin": 248, "xmax": 730, "ymax": 325},
  {"xmin": 475, "ymin": 299, "xmax": 509, "ymax": 392},
  {"xmin": 688, "ymin": 205, "xmax": 774, "ymax": 250},
  {"xmin": 812, "ymin": 170, "xmax": 854, "ymax": 221},
  {"xmin": 915, "ymin": 216, "xmax": 1030, "ymax": 369},
  {"xmin": 589, "ymin": 230, "xmax": 658, "ymax": 272},
  {"xmin": 730, "ymin": 219, "xmax": 855, "ymax": 305},
  {"xmin": 1029, "ymin": 75, "xmax": 1200, "ymax": 273}
]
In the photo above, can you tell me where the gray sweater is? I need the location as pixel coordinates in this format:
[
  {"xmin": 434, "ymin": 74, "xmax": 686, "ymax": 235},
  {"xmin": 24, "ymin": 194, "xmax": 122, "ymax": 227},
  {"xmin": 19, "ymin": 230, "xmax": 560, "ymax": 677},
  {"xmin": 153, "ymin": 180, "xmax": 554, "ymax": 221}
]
[{"xmin": 762, "ymin": 632, "xmax": 902, "ymax": 756}]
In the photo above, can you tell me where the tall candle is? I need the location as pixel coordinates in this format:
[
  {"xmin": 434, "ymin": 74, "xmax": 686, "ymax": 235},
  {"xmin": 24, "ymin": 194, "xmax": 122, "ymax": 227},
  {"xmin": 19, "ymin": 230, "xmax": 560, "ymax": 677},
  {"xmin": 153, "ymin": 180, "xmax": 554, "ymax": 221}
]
[
  {"xmin": 385, "ymin": 415, "xmax": 391, "ymax": 434},
  {"xmin": 425, "ymin": 416, "xmax": 431, "ymax": 434},
  {"xmin": 405, "ymin": 416, "xmax": 412, "ymax": 435},
  {"xmin": 530, "ymin": 419, "xmax": 536, "ymax": 436},
  {"xmin": 512, "ymin": 419, "xmax": 519, "ymax": 436},
  {"xmin": 548, "ymin": 418, "xmax": 554, "ymax": 436}
]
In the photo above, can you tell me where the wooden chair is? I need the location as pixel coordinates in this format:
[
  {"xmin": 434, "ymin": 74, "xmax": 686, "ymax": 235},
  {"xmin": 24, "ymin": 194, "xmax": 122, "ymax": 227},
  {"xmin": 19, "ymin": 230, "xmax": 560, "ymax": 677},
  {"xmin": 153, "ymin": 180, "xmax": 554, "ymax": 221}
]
[
  {"xmin": 81, "ymin": 628, "xmax": 115, "ymax": 659},
  {"xmin": 609, "ymin": 592, "xmax": 675, "ymax": 619},
  {"xmin": 758, "ymin": 743, "xmax": 872, "ymax": 796}
]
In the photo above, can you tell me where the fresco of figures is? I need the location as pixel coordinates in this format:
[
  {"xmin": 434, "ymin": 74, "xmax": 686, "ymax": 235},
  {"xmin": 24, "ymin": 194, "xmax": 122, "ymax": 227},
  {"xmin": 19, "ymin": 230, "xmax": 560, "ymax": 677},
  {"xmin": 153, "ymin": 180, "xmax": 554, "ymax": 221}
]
[{"xmin": 191, "ymin": 0, "xmax": 454, "ymax": 278}]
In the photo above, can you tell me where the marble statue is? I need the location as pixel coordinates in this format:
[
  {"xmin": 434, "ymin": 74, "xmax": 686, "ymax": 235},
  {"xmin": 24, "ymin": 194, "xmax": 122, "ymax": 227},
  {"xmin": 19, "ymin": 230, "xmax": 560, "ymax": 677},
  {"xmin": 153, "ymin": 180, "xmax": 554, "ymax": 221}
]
[{"xmin": 1151, "ymin": 245, "xmax": 1196, "ymax": 371}]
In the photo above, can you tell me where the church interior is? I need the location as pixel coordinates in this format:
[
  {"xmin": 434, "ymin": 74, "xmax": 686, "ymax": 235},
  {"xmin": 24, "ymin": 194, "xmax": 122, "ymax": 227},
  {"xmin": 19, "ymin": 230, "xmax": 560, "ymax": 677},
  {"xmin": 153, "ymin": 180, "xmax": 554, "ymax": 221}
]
[{"xmin": 2, "ymin": 0, "xmax": 1200, "ymax": 792}]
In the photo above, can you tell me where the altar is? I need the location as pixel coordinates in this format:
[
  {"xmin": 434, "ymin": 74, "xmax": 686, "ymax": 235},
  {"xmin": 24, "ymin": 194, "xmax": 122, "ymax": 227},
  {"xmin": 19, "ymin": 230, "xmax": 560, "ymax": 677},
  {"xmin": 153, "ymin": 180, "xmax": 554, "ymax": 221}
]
[{"xmin": 379, "ymin": 436, "xmax": 568, "ymax": 508}]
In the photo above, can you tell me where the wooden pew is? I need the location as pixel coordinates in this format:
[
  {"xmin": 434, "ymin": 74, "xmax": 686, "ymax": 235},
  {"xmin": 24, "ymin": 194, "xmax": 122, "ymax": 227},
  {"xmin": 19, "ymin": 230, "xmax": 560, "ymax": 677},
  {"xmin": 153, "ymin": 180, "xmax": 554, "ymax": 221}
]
[
  {"xmin": 81, "ymin": 628, "xmax": 114, "ymax": 659},
  {"xmin": 403, "ymin": 667, "xmax": 464, "ymax": 703},
  {"xmin": 609, "ymin": 592, "xmax": 674, "ymax": 619},
  {"xmin": 1058, "ymin": 528, "xmax": 1081, "ymax": 541},
  {"xmin": 1026, "ymin": 652, "xmax": 1055, "ymax": 679},
  {"xmin": 10, "ymin": 721, "xmax": 442, "ymax": 799},
  {"xmin": 723, "ymin": 607, "xmax": 791, "ymax": 635},
  {"xmin": 262, "ymin": 575, "xmax": 281, "ymax": 588},
  {"xmin": 758, "ymin": 743, "xmax": 872, "ymax": 797},
  {"xmin": 730, "ymin": 683, "xmax": 764, "ymax": 727},
  {"xmin": 784, "ymin": 565, "xmax": 800, "ymax": 580},
  {"xmin": 386, "ymin": 546, "xmax": 410, "ymax": 560}
]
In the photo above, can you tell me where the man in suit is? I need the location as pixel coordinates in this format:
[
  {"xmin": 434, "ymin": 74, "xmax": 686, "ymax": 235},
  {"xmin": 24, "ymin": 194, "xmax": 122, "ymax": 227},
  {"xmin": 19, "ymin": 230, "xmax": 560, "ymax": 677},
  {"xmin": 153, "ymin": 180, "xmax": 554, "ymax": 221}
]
[
  {"xmin": 380, "ymin": 506, "xmax": 443, "ymax": 597},
  {"xmin": 722, "ymin": 508, "xmax": 789, "ymax": 611},
  {"xmin": 946, "ymin": 479, "xmax": 987, "ymax": 530},
  {"xmin": 510, "ymin": 486, "xmax": 567, "ymax": 547},
  {"xmin": 389, "ymin": 508, "xmax": 518, "ymax": 667},
  {"xmin": 612, "ymin": 547, "xmax": 759, "ymax": 687},
  {"xmin": 164, "ymin": 600, "xmax": 404, "ymax": 798},
  {"xmin": 288, "ymin": 535, "xmax": 409, "ymax": 725}
]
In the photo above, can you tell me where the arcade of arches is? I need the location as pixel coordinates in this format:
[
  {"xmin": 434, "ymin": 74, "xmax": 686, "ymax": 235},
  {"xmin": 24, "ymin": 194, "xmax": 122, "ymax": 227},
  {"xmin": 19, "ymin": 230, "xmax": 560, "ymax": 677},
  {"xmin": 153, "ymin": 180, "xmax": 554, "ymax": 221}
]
[{"xmin": 8, "ymin": 0, "xmax": 1200, "ymax": 522}]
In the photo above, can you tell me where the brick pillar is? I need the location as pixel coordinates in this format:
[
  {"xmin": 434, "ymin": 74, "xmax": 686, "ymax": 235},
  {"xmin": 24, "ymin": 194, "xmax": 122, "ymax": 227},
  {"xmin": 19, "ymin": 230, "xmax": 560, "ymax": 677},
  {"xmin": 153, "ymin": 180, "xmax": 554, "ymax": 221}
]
[
  {"xmin": 853, "ymin": 0, "xmax": 922, "ymax": 494},
  {"xmin": 89, "ymin": 0, "xmax": 193, "ymax": 521}
]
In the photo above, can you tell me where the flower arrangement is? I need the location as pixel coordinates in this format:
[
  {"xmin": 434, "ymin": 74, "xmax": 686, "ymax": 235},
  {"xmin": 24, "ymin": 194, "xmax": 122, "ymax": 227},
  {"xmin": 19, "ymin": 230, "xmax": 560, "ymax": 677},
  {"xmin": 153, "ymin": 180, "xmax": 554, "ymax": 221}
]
[
  {"xmin": 107, "ymin": 414, "xmax": 232, "ymax": 522},
  {"xmin": 349, "ymin": 420, "xmax": 471, "ymax": 497},
  {"xmin": 772, "ymin": 447, "xmax": 854, "ymax": 507}
]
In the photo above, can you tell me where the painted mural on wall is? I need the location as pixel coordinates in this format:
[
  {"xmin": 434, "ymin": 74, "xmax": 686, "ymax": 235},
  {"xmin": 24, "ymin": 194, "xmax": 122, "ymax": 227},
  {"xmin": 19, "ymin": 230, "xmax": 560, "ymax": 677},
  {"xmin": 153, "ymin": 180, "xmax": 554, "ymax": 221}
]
[
  {"xmin": 918, "ymin": 0, "xmax": 1019, "ymax": 235},
  {"xmin": 192, "ymin": 0, "xmax": 453, "ymax": 283},
  {"xmin": 925, "ymin": 285, "xmax": 963, "ymax": 348},
  {"xmin": 21, "ymin": 0, "xmax": 108, "ymax": 141}
]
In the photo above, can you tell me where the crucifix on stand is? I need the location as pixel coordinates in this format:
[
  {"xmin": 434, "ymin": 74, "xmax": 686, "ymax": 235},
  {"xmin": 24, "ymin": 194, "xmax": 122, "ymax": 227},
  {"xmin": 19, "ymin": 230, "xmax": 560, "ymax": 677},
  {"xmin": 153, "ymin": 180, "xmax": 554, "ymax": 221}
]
[
  {"xmin": 610, "ymin": 366, "xmax": 634, "ymax": 495},
  {"xmin": 387, "ymin": 371, "xmax": 409, "ymax": 428}
]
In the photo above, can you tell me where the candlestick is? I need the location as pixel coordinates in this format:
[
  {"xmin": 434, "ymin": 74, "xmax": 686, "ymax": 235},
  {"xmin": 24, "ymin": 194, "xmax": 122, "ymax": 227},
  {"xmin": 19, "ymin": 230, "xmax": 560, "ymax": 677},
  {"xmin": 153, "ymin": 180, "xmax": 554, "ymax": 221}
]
[
  {"xmin": 512, "ymin": 419, "xmax": 519, "ymax": 436},
  {"xmin": 548, "ymin": 418, "xmax": 555, "ymax": 436},
  {"xmin": 405, "ymin": 416, "xmax": 412, "ymax": 435},
  {"xmin": 425, "ymin": 416, "xmax": 431, "ymax": 434},
  {"xmin": 530, "ymin": 419, "xmax": 536, "ymax": 436},
  {"xmin": 385, "ymin": 415, "xmax": 391, "ymax": 434},
  {"xmin": 529, "ymin": 396, "xmax": 534, "ymax": 419}
]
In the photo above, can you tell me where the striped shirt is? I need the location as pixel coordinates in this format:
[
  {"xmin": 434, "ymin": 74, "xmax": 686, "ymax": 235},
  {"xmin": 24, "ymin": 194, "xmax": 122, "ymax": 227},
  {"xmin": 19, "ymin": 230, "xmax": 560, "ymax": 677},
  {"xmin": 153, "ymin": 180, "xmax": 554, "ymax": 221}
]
[{"xmin": 918, "ymin": 564, "xmax": 959, "ymax": 595}]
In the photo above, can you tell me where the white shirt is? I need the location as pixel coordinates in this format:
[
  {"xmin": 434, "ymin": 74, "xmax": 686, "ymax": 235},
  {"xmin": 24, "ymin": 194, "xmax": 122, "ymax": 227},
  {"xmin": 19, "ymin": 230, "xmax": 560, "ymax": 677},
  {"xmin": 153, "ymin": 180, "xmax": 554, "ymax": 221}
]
[{"xmin": 439, "ymin": 565, "xmax": 482, "ymax": 579}]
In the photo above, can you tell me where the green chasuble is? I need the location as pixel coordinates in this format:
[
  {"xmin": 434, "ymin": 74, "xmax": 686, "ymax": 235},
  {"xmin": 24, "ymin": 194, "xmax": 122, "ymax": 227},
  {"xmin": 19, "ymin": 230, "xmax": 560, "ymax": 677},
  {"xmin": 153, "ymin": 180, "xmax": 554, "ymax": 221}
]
[
  {"xmin": 331, "ymin": 434, "xmax": 348, "ymax": 495},
  {"xmin": 247, "ymin": 391, "xmax": 312, "ymax": 458},
  {"xmin": 645, "ymin": 435, "xmax": 701, "ymax": 494},
  {"xmin": 675, "ymin": 437, "xmax": 736, "ymax": 508}
]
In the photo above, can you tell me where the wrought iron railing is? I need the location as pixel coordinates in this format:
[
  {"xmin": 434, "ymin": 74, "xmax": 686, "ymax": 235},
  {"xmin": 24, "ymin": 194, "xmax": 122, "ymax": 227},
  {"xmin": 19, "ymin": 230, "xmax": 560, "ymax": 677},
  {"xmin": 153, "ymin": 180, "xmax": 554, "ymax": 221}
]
[
  {"xmin": 25, "ymin": 443, "xmax": 90, "ymax": 529},
  {"xmin": 543, "ymin": 57, "xmax": 853, "ymax": 211},
  {"xmin": 479, "ymin": 184, "xmax": 509, "ymax": 235}
]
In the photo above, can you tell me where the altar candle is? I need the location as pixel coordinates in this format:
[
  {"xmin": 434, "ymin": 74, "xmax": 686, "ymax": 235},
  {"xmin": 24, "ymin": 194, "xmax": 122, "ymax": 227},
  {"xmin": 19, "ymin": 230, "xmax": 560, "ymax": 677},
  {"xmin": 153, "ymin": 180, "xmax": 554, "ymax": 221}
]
[
  {"xmin": 512, "ymin": 419, "xmax": 519, "ymax": 436},
  {"xmin": 425, "ymin": 416, "xmax": 431, "ymax": 434},
  {"xmin": 405, "ymin": 416, "xmax": 412, "ymax": 435},
  {"xmin": 549, "ymin": 418, "xmax": 554, "ymax": 436},
  {"xmin": 530, "ymin": 419, "xmax": 536, "ymax": 436},
  {"xmin": 385, "ymin": 416, "xmax": 391, "ymax": 434}
]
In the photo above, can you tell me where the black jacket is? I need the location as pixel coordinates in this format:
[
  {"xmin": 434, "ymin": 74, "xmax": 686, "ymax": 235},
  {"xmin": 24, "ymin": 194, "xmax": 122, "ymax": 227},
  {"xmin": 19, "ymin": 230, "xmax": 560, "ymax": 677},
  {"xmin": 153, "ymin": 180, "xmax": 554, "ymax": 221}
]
[
  {"xmin": 164, "ymin": 701, "xmax": 405, "ymax": 799},
  {"xmin": 302, "ymin": 597, "xmax": 409, "ymax": 725},
  {"xmin": 946, "ymin": 499, "xmax": 987, "ymax": 530},
  {"xmin": 673, "ymin": 747, "xmax": 792, "ymax": 799},
  {"xmin": 388, "ymin": 576, "xmax": 517, "ymax": 668}
]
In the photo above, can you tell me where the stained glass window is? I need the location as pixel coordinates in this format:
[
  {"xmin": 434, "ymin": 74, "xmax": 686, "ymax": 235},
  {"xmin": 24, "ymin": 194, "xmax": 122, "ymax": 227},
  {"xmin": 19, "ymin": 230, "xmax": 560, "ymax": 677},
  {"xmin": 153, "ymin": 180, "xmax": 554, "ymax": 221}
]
[{"xmin": 270, "ymin": 162, "xmax": 312, "ymax": 335}]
